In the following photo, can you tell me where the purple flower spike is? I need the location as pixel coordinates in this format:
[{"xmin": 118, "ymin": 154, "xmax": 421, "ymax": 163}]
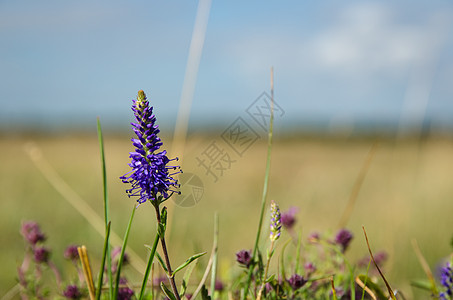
[
  {"xmin": 120, "ymin": 90, "xmax": 181, "ymax": 204},
  {"xmin": 236, "ymin": 249, "xmax": 252, "ymax": 268},
  {"xmin": 63, "ymin": 285, "xmax": 83, "ymax": 299},
  {"xmin": 288, "ymin": 274, "xmax": 306, "ymax": 290},
  {"xmin": 440, "ymin": 262, "xmax": 453, "ymax": 300},
  {"xmin": 281, "ymin": 207, "xmax": 298, "ymax": 230},
  {"xmin": 21, "ymin": 221, "xmax": 46, "ymax": 245},
  {"xmin": 334, "ymin": 229, "xmax": 354, "ymax": 252}
]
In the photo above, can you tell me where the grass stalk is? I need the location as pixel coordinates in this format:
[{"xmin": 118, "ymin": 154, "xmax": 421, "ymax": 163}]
[
  {"xmin": 210, "ymin": 213, "xmax": 219, "ymax": 299},
  {"xmin": 113, "ymin": 205, "xmax": 136, "ymax": 299},
  {"xmin": 96, "ymin": 221, "xmax": 111, "ymax": 300},
  {"xmin": 96, "ymin": 118, "xmax": 113, "ymax": 298},
  {"xmin": 139, "ymin": 233, "xmax": 160, "ymax": 299},
  {"xmin": 243, "ymin": 67, "xmax": 275, "ymax": 299},
  {"xmin": 337, "ymin": 142, "xmax": 378, "ymax": 229},
  {"xmin": 192, "ymin": 213, "xmax": 219, "ymax": 299},
  {"xmin": 78, "ymin": 246, "xmax": 96, "ymax": 300}
]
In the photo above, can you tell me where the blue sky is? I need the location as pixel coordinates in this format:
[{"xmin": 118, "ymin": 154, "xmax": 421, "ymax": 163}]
[{"xmin": 1, "ymin": 1, "xmax": 452, "ymax": 133}]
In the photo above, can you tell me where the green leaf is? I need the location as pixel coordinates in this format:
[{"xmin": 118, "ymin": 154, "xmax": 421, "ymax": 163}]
[
  {"xmin": 411, "ymin": 279, "xmax": 434, "ymax": 291},
  {"xmin": 155, "ymin": 251, "xmax": 168, "ymax": 274},
  {"xmin": 160, "ymin": 282, "xmax": 177, "ymax": 300},
  {"xmin": 357, "ymin": 274, "xmax": 387, "ymax": 299},
  {"xmin": 179, "ymin": 257, "xmax": 198, "ymax": 298},
  {"xmin": 265, "ymin": 274, "xmax": 275, "ymax": 283},
  {"xmin": 279, "ymin": 238, "xmax": 291, "ymax": 281},
  {"xmin": 158, "ymin": 207, "xmax": 168, "ymax": 238},
  {"xmin": 173, "ymin": 252, "xmax": 207, "ymax": 277}
]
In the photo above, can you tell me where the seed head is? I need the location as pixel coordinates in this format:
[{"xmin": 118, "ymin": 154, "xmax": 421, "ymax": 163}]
[{"xmin": 270, "ymin": 200, "xmax": 282, "ymax": 242}]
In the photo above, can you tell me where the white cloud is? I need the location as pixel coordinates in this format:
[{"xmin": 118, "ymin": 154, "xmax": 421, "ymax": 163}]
[
  {"xmin": 309, "ymin": 2, "xmax": 451, "ymax": 77},
  {"xmin": 225, "ymin": 2, "xmax": 451, "ymax": 81}
]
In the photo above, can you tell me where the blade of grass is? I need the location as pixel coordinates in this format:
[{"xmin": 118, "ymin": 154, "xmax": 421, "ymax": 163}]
[
  {"xmin": 139, "ymin": 234, "xmax": 160, "ymax": 300},
  {"xmin": 411, "ymin": 238, "xmax": 439, "ymax": 296},
  {"xmin": 355, "ymin": 276, "xmax": 377, "ymax": 300},
  {"xmin": 96, "ymin": 221, "xmax": 111, "ymax": 300},
  {"xmin": 243, "ymin": 67, "xmax": 275, "ymax": 300},
  {"xmin": 210, "ymin": 213, "xmax": 219, "ymax": 299},
  {"xmin": 113, "ymin": 205, "xmax": 136, "ymax": 299},
  {"xmin": 337, "ymin": 142, "xmax": 378, "ymax": 229},
  {"xmin": 362, "ymin": 226, "xmax": 396, "ymax": 300},
  {"xmin": 96, "ymin": 118, "xmax": 113, "ymax": 298},
  {"xmin": 192, "ymin": 214, "xmax": 219, "ymax": 299},
  {"xmin": 78, "ymin": 246, "xmax": 96, "ymax": 300},
  {"xmin": 331, "ymin": 276, "xmax": 338, "ymax": 300}
]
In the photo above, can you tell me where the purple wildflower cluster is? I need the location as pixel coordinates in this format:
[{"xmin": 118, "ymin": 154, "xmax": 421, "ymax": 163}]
[
  {"xmin": 281, "ymin": 207, "xmax": 298, "ymax": 230},
  {"xmin": 120, "ymin": 90, "xmax": 181, "ymax": 204},
  {"xmin": 20, "ymin": 221, "xmax": 50, "ymax": 264},
  {"xmin": 236, "ymin": 249, "xmax": 252, "ymax": 268},
  {"xmin": 440, "ymin": 262, "xmax": 453, "ymax": 300},
  {"xmin": 334, "ymin": 229, "xmax": 354, "ymax": 253},
  {"xmin": 63, "ymin": 285, "xmax": 83, "ymax": 299}
]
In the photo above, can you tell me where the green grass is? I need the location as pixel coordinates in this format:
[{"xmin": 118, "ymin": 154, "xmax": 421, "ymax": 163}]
[{"xmin": 1, "ymin": 132, "xmax": 453, "ymax": 299}]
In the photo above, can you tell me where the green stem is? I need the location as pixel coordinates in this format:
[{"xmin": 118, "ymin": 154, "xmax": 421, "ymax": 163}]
[
  {"xmin": 154, "ymin": 203, "xmax": 181, "ymax": 300},
  {"xmin": 256, "ymin": 240, "xmax": 275, "ymax": 300},
  {"xmin": 96, "ymin": 222, "xmax": 111, "ymax": 300}
]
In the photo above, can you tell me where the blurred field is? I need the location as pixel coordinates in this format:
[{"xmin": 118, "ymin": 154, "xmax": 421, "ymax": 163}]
[{"xmin": 1, "ymin": 132, "xmax": 453, "ymax": 299}]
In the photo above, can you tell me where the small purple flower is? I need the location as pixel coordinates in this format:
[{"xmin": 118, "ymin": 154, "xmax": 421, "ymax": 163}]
[
  {"xmin": 236, "ymin": 249, "xmax": 252, "ymax": 268},
  {"xmin": 112, "ymin": 246, "xmax": 129, "ymax": 265},
  {"xmin": 334, "ymin": 229, "xmax": 354, "ymax": 252},
  {"xmin": 63, "ymin": 285, "xmax": 83, "ymax": 299},
  {"xmin": 440, "ymin": 262, "xmax": 453, "ymax": 300},
  {"xmin": 281, "ymin": 207, "xmax": 298, "ymax": 230},
  {"xmin": 64, "ymin": 245, "xmax": 79, "ymax": 261},
  {"xmin": 120, "ymin": 90, "xmax": 181, "ymax": 204},
  {"xmin": 21, "ymin": 221, "xmax": 46, "ymax": 245},
  {"xmin": 288, "ymin": 274, "xmax": 306, "ymax": 290},
  {"xmin": 215, "ymin": 280, "xmax": 224, "ymax": 291},
  {"xmin": 33, "ymin": 247, "xmax": 50, "ymax": 263},
  {"xmin": 118, "ymin": 286, "xmax": 134, "ymax": 300}
]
